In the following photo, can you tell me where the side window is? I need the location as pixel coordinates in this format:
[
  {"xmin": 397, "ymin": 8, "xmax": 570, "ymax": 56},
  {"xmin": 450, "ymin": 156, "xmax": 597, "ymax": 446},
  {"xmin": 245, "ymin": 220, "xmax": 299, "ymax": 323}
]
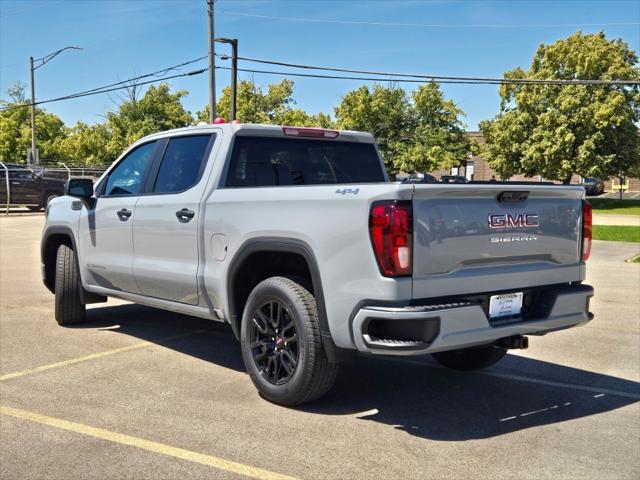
[
  {"xmin": 10, "ymin": 170, "xmax": 34, "ymax": 180},
  {"xmin": 153, "ymin": 135, "xmax": 212, "ymax": 194},
  {"xmin": 104, "ymin": 142, "xmax": 156, "ymax": 196}
]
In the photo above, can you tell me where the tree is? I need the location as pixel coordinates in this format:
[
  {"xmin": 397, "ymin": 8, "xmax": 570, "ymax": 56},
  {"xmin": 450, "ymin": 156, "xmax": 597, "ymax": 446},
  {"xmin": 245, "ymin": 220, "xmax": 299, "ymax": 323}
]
[
  {"xmin": 480, "ymin": 32, "xmax": 640, "ymax": 183},
  {"xmin": 55, "ymin": 122, "xmax": 111, "ymax": 166},
  {"xmin": 195, "ymin": 79, "xmax": 332, "ymax": 127},
  {"xmin": 334, "ymin": 83, "xmax": 473, "ymax": 174},
  {"xmin": 106, "ymin": 82, "xmax": 193, "ymax": 160},
  {"xmin": 0, "ymin": 82, "xmax": 66, "ymax": 163}
]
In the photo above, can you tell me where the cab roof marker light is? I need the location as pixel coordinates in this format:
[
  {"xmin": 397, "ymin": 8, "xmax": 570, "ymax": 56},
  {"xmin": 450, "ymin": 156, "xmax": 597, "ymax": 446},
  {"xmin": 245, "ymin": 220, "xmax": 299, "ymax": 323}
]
[{"xmin": 282, "ymin": 127, "xmax": 339, "ymax": 139}]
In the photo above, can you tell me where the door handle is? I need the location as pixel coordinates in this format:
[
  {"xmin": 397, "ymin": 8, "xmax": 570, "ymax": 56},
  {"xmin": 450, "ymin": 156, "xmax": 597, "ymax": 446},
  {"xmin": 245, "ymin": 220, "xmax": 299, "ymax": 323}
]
[
  {"xmin": 117, "ymin": 208, "xmax": 132, "ymax": 221},
  {"xmin": 176, "ymin": 208, "xmax": 195, "ymax": 223}
]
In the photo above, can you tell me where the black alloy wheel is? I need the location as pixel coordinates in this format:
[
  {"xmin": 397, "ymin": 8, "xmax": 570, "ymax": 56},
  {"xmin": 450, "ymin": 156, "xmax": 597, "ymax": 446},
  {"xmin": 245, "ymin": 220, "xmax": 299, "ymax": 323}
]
[
  {"xmin": 240, "ymin": 276, "xmax": 338, "ymax": 405},
  {"xmin": 249, "ymin": 300, "xmax": 298, "ymax": 385}
]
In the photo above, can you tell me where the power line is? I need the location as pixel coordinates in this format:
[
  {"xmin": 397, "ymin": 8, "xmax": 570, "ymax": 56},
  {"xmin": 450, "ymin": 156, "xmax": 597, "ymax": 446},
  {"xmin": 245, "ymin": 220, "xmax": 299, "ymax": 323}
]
[
  {"xmin": 229, "ymin": 55, "xmax": 640, "ymax": 86},
  {"xmin": 0, "ymin": 56, "xmax": 207, "ymax": 111},
  {"xmin": 0, "ymin": 68, "xmax": 206, "ymax": 112},
  {"xmin": 3, "ymin": 48, "xmax": 638, "ymax": 114},
  {"xmin": 221, "ymin": 10, "xmax": 640, "ymax": 29},
  {"xmin": 218, "ymin": 65, "xmax": 507, "ymax": 84},
  {"xmin": 59, "ymin": 55, "xmax": 207, "ymax": 98}
]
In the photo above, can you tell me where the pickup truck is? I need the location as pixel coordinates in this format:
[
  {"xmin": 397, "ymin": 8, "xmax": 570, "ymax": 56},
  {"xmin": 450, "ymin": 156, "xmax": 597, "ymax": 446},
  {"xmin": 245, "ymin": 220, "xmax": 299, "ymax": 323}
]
[
  {"xmin": 41, "ymin": 123, "xmax": 594, "ymax": 405},
  {"xmin": 1, "ymin": 164, "xmax": 65, "ymax": 210}
]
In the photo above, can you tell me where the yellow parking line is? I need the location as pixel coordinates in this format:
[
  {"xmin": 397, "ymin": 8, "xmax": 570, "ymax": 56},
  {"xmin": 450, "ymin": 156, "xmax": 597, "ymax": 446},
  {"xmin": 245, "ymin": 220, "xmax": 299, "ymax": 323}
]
[
  {"xmin": 0, "ymin": 331, "xmax": 197, "ymax": 382},
  {"xmin": 1, "ymin": 405, "xmax": 297, "ymax": 480}
]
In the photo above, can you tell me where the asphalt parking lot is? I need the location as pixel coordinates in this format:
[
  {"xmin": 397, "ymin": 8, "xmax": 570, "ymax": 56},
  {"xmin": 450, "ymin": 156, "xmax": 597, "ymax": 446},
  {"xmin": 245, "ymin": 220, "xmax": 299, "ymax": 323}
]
[{"xmin": 1, "ymin": 215, "xmax": 639, "ymax": 480}]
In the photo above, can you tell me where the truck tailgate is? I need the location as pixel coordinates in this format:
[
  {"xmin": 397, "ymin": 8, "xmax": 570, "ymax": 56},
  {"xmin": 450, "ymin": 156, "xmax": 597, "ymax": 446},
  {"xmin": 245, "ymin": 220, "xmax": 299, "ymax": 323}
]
[{"xmin": 411, "ymin": 184, "xmax": 584, "ymax": 299}]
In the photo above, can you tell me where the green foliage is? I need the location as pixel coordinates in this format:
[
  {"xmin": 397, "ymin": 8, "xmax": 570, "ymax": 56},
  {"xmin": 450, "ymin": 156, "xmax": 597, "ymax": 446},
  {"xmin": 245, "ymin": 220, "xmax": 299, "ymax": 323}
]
[
  {"xmin": 54, "ymin": 122, "xmax": 112, "ymax": 166},
  {"xmin": 196, "ymin": 79, "xmax": 332, "ymax": 127},
  {"xmin": 0, "ymin": 82, "xmax": 66, "ymax": 163},
  {"xmin": 334, "ymin": 83, "xmax": 473, "ymax": 174},
  {"xmin": 105, "ymin": 83, "xmax": 193, "ymax": 159},
  {"xmin": 1, "ymin": 82, "xmax": 194, "ymax": 166},
  {"xmin": 481, "ymin": 32, "xmax": 640, "ymax": 183}
]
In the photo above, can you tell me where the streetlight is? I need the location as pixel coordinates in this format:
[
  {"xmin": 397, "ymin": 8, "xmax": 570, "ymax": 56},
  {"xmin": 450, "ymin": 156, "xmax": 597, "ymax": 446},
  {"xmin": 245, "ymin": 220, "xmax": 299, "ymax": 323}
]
[
  {"xmin": 215, "ymin": 38, "xmax": 238, "ymax": 121},
  {"xmin": 29, "ymin": 46, "xmax": 82, "ymax": 166}
]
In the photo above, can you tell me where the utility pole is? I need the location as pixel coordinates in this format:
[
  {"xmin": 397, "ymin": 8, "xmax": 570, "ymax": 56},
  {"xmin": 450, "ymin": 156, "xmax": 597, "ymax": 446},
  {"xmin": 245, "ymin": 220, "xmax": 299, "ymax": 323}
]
[
  {"xmin": 207, "ymin": 0, "xmax": 216, "ymax": 122},
  {"xmin": 29, "ymin": 57, "xmax": 36, "ymax": 166},
  {"xmin": 28, "ymin": 46, "xmax": 81, "ymax": 167},
  {"xmin": 215, "ymin": 38, "xmax": 238, "ymax": 120}
]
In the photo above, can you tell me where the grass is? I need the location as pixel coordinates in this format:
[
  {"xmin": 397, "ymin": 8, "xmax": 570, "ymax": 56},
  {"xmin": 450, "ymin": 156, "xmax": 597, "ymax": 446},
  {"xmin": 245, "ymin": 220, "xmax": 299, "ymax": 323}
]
[
  {"xmin": 592, "ymin": 225, "xmax": 640, "ymax": 243},
  {"xmin": 630, "ymin": 256, "xmax": 640, "ymax": 263},
  {"xmin": 588, "ymin": 199, "xmax": 640, "ymax": 216}
]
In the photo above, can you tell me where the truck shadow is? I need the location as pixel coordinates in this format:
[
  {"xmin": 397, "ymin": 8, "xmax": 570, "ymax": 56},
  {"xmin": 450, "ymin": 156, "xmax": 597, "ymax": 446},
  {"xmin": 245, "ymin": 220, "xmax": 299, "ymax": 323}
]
[{"xmin": 82, "ymin": 303, "xmax": 640, "ymax": 442}]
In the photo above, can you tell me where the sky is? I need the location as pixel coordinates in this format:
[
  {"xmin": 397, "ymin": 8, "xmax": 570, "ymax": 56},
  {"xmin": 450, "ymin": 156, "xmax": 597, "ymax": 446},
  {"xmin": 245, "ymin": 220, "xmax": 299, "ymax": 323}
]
[{"xmin": 1, "ymin": 0, "xmax": 639, "ymax": 130}]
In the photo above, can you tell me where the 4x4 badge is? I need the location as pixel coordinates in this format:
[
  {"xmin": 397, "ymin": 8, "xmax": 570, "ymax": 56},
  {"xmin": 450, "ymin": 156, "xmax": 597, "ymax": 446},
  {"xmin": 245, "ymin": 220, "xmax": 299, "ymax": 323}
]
[{"xmin": 335, "ymin": 188, "xmax": 360, "ymax": 195}]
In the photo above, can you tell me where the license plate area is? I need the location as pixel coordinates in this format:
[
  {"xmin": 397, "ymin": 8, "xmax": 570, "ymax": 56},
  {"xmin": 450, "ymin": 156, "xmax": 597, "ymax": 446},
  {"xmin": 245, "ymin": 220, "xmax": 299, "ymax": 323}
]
[{"xmin": 489, "ymin": 292, "xmax": 523, "ymax": 322}]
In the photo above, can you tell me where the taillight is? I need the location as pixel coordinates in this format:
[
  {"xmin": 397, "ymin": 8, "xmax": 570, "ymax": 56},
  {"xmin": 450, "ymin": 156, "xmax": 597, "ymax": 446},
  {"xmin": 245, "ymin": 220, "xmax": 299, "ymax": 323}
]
[
  {"xmin": 369, "ymin": 201, "xmax": 413, "ymax": 277},
  {"xmin": 582, "ymin": 200, "xmax": 592, "ymax": 261}
]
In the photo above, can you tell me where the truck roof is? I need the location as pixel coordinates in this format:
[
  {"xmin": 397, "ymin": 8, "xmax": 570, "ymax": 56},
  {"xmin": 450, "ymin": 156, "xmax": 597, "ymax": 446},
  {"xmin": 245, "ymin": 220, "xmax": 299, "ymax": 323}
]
[{"xmin": 138, "ymin": 123, "xmax": 376, "ymax": 144}]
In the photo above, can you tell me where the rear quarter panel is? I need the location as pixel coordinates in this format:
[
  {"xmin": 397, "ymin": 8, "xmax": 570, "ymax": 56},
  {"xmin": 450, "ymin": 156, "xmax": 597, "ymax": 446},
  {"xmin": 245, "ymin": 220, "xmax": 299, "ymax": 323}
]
[{"xmin": 201, "ymin": 183, "xmax": 413, "ymax": 348}]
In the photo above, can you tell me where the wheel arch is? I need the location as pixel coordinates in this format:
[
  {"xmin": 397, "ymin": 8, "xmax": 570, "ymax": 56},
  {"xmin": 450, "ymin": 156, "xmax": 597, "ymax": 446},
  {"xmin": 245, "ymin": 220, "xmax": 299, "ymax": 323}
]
[
  {"xmin": 226, "ymin": 237, "xmax": 348, "ymax": 363},
  {"xmin": 41, "ymin": 226, "xmax": 106, "ymax": 304},
  {"xmin": 41, "ymin": 226, "xmax": 77, "ymax": 293}
]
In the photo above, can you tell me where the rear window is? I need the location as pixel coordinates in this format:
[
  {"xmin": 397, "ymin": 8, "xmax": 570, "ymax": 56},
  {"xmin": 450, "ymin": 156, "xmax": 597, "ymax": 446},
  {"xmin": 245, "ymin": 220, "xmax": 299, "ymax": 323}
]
[{"xmin": 225, "ymin": 136, "xmax": 385, "ymax": 187}]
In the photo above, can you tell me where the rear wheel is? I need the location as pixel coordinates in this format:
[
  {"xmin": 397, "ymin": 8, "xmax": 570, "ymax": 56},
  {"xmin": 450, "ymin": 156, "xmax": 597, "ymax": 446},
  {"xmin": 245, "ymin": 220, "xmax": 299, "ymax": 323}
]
[
  {"xmin": 432, "ymin": 345, "xmax": 507, "ymax": 371},
  {"xmin": 27, "ymin": 205, "xmax": 43, "ymax": 211},
  {"xmin": 240, "ymin": 276, "xmax": 338, "ymax": 406},
  {"xmin": 54, "ymin": 244, "xmax": 86, "ymax": 325}
]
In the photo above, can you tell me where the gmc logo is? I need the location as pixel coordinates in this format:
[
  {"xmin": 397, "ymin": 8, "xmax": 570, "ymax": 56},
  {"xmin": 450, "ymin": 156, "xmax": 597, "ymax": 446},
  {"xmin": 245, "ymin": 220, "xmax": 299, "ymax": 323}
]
[{"xmin": 488, "ymin": 213, "xmax": 539, "ymax": 229}]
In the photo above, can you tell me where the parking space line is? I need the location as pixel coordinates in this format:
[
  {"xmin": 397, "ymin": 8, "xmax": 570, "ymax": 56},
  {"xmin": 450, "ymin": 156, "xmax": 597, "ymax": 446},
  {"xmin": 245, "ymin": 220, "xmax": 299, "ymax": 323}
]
[
  {"xmin": 1, "ymin": 405, "xmax": 297, "ymax": 480},
  {"xmin": 0, "ymin": 331, "xmax": 201, "ymax": 382},
  {"xmin": 382, "ymin": 357, "xmax": 640, "ymax": 400}
]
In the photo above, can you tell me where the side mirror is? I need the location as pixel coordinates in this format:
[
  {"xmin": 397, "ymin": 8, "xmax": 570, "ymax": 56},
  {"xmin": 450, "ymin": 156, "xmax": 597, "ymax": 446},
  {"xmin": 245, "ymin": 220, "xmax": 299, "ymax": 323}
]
[{"xmin": 65, "ymin": 178, "xmax": 94, "ymax": 198}]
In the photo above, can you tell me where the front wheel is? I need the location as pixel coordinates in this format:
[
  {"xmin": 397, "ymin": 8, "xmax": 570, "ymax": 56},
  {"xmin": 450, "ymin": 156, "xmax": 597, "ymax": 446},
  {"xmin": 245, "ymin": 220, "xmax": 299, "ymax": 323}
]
[
  {"xmin": 240, "ymin": 277, "xmax": 338, "ymax": 406},
  {"xmin": 54, "ymin": 244, "xmax": 86, "ymax": 325},
  {"xmin": 432, "ymin": 345, "xmax": 507, "ymax": 371}
]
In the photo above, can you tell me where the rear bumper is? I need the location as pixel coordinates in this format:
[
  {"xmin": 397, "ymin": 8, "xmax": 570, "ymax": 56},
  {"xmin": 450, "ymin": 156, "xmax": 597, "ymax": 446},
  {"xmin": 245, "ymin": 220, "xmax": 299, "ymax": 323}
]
[{"xmin": 351, "ymin": 284, "xmax": 594, "ymax": 356}]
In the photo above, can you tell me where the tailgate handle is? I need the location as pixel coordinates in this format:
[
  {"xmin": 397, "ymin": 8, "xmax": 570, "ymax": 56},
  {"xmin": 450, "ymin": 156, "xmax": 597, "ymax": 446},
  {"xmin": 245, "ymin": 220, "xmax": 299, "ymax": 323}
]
[{"xmin": 498, "ymin": 191, "xmax": 529, "ymax": 203}]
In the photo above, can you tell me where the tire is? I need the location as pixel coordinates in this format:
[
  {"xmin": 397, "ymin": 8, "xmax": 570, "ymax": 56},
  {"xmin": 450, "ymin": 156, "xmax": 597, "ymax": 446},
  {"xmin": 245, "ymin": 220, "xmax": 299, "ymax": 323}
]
[
  {"xmin": 27, "ymin": 205, "xmax": 43, "ymax": 211},
  {"xmin": 432, "ymin": 345, "xmax": 507, "ymax": 371},
  {"xmin": 240, "ymin": 276, "xmax": 338, "ymax": 406},
  {"xmin": 54, "ymin": 244, "xmax": 86, "ymax": 326},
  {"xmin": 44, "ymin": 192, "xmax": 59, "ymax": 206}
]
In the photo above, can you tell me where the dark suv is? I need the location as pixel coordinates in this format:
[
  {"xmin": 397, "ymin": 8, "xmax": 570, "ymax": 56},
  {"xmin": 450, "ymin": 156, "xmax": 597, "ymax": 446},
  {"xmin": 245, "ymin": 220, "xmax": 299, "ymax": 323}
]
[{"xmin": 0, "ymin": 165, "xmax": 66, "ymax": 211}]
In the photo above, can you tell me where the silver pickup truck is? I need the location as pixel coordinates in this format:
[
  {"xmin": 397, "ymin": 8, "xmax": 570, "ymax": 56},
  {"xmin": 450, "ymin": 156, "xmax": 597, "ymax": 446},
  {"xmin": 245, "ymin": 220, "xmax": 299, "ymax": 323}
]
[{"xmin": 41, "ymin": 123, "xmax": 594, "ymax": 405}]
